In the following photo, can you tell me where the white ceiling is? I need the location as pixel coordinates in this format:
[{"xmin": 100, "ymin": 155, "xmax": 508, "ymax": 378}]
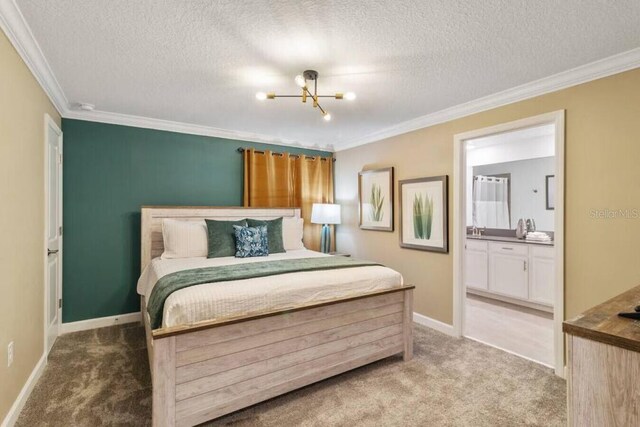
[{"xmin": 13, "ymin": 0, "xmax": 640, "ymax": 150}]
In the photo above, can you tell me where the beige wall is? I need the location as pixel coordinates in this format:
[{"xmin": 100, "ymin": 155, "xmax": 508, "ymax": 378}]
[
  {"xmin": 0, "ymin": 30, "xmax": 61, "ymax": 420},
  {"xmin": 336, "ymin": 68, "xmax": 640, "ymax": 324}
]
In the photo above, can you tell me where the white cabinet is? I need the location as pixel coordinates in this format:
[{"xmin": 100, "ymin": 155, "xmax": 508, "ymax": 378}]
[
  {"xmin": 465, "ymin": 239, "xmax": 555, "ymax": 310},
  {"xmin": 529, "ymin": 246, "xmax": 555, "ymax": 305},
  {"xmin": 489, "ymin": 243, "xmax": 529, "ymax": 299},
  {"xmin": 465, "ymin": 241, "xmax": 488, "ymax": 290}
]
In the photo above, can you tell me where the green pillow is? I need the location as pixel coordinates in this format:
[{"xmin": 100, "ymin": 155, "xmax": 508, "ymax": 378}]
[
  {"xmin": 205, "ymin": 219, "xmax": 247, "ymax": 258},
  {"xmin": 246, "ymin": 217, "xmax": 285, "ymax": 254}
]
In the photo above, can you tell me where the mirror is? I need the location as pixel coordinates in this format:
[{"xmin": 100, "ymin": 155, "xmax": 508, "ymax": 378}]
[{"xmin": 470, "ymin": 157, "xmax": 555, "ymax": 231}]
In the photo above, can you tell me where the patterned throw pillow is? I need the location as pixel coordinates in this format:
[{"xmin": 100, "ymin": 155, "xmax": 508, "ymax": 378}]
[{"xmin": 233, "ymin": 225, "xmax": 269, "ymax": 258}]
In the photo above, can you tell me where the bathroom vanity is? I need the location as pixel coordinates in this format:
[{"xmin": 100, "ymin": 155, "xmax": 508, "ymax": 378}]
[{"xmin": 465, "ymin": 235, "xmax": 554, "ymax": 312}]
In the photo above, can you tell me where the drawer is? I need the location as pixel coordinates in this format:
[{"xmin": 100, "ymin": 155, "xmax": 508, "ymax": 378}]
[
  {"xmin": 531, "ymin": 245, "xmax": 555, "ymax": 259},
  {"xmin": 489, "ymin": 241, "xmax": 528, "ymax": 256},
  {"xmin": 466, "ymin": 239, "xmax": 488, "ymax": 252}
]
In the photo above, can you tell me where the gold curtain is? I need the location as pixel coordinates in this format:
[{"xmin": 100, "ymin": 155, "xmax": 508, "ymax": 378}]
[
  {"xmin": 243, "ymin": 149, "xmax": 296, "ymax": 207},
  {"xmin": 243, "ymin": 148, "xmax": 334, "ymax": 251},
  {"xmin": 295, "ymin": 152, "xmax": 334, "ymax": 251}
]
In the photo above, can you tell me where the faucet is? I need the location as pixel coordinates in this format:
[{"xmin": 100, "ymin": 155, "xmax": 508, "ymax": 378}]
[{"xmin": 471, "ymin": 226, "xmax": 485, "ymax": 238}]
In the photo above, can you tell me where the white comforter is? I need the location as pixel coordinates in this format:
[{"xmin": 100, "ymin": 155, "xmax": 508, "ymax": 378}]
[{"xmin": 137, "ymin": 249, "xmax": 403, "ymax": 328}]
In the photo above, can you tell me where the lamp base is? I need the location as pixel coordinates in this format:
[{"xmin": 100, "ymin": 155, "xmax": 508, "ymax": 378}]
[{"xmin": 320, "ymin": 224, "xmax": 331, "ymax": 253}]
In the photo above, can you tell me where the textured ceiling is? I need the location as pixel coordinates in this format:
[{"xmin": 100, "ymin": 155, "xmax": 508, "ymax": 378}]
[{"xmin": 16, "ymin": 0, "xmax": 640, "ymax": 150}]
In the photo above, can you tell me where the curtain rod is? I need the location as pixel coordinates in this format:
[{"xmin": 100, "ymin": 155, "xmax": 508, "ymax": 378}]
[{"xmin": 237, "ymin": 147, "xmax": 335, "ymax": 161}]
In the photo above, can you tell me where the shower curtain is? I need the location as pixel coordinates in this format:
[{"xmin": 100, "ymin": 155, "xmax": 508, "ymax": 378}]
[{"xmin": 473, "ymin": 175, "xmax": 510, "ymax": 229}]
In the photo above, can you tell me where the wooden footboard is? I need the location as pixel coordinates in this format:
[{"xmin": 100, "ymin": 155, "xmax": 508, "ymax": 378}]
[{"xmin": 143, "ymin": 286, "xmax": 414, "ymax": 427}]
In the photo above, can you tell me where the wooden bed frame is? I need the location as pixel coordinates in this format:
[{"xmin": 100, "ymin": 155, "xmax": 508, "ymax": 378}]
[{"xmin": 140, "ymin": 206, "xmax": 414, "ymax": 427}]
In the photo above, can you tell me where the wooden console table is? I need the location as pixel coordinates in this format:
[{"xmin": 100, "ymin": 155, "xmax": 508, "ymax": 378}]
[{"xmin": 563, "ymin": 285, "xmax": 640, "ymax": 426}]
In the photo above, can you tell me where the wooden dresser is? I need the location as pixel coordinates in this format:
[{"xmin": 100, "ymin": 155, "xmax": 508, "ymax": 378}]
[{"xmin": 563, "ymin": 285, "xmax": 640, "ymax": 426}]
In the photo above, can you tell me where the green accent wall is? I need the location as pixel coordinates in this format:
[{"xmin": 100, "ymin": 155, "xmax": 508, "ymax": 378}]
[{"xmin": 61, "ymin": 119, "xmax": 330, "ymax": 323}]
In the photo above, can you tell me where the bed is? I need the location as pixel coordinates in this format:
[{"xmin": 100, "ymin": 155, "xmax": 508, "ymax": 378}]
[{"xmin": 139, "ymin": 206, "xmax": 414, "ymax": 427}]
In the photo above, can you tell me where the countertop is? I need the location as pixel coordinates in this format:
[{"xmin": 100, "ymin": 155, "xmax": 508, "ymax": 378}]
[
  {"xmin": 563, "ymin": 284, "xmax": 640, "ymax": 353},
  {"xmin": 466, "ymin": 234, "xmax": 554, "ymax": 246}
]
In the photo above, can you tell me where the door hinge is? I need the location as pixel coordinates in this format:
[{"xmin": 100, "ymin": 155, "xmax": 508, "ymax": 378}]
[
  {"xmin": 58, "ymin": 153, "xmax": 63, "ymax": 164},
  {"xmin": 58, "ymin": 298, "xmax": 62, "ymax": 309},
  {"xmin": 59, "ymin": 226, "xmax": 63, "ymax": 236}
]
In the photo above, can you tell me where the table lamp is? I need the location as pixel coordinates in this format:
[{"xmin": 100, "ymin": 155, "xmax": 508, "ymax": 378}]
[{"xmin": 311, "ymin": 203, "xmax": 341, "ymax": 253}]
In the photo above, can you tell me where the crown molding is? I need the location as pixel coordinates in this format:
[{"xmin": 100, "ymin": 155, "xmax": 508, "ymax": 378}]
[
  {"xmin": 334, "ymin": 48, "xmax": 640, "ymax": 151},
  {"xmin": 0, "ymin": 0, "xmax": 68, "ymax": 114},
  {"xmin": 64, "ymin": 109, "xmax": 332, "ymax": 151}
]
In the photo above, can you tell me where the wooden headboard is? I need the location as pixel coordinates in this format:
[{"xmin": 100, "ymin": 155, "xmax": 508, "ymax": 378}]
[{"xmin": 140, "ymin": 206, "xmax": 302, "ymax": 271}]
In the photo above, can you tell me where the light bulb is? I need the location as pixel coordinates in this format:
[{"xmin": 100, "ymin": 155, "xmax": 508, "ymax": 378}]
[
  {"xmin": 344, "ymin": 92, "xmax": 356, "ymax": 101},
  {"xmin": 295, "ymin": 75, "xmax": 307, "ymax": 88},
  {"xmin": 323, "ymin": 113, "xmax": 331, "ymax": 121},
  {"xmin": 255, "ymin": 92, "xmax": 267, "ymax": 101}
]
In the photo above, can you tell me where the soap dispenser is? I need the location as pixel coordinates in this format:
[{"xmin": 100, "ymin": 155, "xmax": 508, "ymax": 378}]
[
  {"xmin": 516, "ymin": 219, "xmax": 526, "ymax": 239},
  {"xmin": 525, "ymin": 218, "xmax": 536, "ymax": 233}
]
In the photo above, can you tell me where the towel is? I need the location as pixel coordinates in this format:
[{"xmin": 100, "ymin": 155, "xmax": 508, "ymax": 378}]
[{"xmin": 526, "ymin": 232, "xmax": 551, "ymax": 242}]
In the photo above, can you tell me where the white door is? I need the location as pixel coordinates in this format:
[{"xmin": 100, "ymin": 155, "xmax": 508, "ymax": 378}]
[
  {"xmin": 489, "ymin": 253, "xmax": 528, "ymax": 299},
  {"xmin": 530, "ymin": 256, "xmax": 555, "ymax": 305},
  {"xmin": 45, "ymin": 115, "xmax": 62, "ymax": 354},
  {"xmin": 465, "ymin": 249, "xmax": 488, "ymax": 290}
]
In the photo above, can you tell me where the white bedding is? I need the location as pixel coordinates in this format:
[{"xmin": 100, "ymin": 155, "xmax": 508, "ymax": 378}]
[{"xmin": 137, "ymin": 249, "xmax": 403, "ymax": 328}]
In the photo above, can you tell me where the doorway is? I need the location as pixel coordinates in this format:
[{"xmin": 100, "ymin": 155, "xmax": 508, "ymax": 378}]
[
  {"xmin": 453, "ymin": 111, "xmax": 565, "ymax": 377},
  {"xmin": 45, "ymin": 114, "xmax": 63, "ymax": 354}
]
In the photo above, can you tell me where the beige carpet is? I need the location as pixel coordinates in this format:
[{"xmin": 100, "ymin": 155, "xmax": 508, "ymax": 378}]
[{"xmin": 16, "ymin": 322, "xmax": 566, "ymax": 426}]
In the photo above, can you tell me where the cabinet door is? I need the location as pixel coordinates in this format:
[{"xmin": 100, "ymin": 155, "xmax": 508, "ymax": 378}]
[
  {"xmin": 465, "ymin": 250, "xmax": 488, "ymax": 290},
  {"xmin": 489, "ymin": 253, "xmax": 528, "ymax": 299},
  {"xmin": 530, "ymin": 256, "xmax": 555, "ymax": 306}
]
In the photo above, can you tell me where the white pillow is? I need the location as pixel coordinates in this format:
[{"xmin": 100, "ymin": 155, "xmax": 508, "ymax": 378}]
[
  {"xmin": 161, "ymin": 219, "xmax": 208, "ymax": 259},
  {"xmin": 283, "ymin": 217, "xmax": 305, "ymax": 251}
]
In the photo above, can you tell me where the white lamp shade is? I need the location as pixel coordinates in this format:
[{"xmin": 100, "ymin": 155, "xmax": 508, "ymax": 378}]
[{"xmin": 311, "ymin": 203, "xmax": 341, "ymax": 225}]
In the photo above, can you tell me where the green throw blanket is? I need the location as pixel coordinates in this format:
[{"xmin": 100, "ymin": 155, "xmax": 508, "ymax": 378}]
[{"xmin": 147, "ymin": 256, "xmax": 381, "ymax": 329}]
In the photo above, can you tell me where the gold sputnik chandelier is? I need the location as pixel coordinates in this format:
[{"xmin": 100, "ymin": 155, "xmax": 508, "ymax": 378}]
[{"xmin": 255, "ymin": 70, "xmax": 356, "ymax": 121}]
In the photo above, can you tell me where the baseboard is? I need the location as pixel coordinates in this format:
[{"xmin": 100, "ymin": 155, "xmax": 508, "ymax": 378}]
[
  {"xmin": 1, "ymin": 353, "xmax": 46, "ymax": 427},
  {"xmin": 60, "ymin": 311, "xmax": 141, "ymax": 334},
  {"xmin": 413, "ymin": 312, "xmax": 456, "ymax": 337}
]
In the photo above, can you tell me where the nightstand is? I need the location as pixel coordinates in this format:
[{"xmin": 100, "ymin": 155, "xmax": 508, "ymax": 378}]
[{"xmin": 329, "ymin": 252, "xmax": 351, "ymax": 257}]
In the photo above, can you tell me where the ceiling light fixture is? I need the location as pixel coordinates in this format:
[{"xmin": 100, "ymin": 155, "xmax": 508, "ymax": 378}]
[{"xmin": 256, "ymin": 70, "xmax": 355, "ymax": 121}]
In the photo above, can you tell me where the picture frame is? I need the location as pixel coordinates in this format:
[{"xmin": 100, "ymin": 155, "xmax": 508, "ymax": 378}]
[
  {"xmin": 358, "ymin": 167, "xmax": 394, "ymax": 231},
  {"xmin": 399, "ymin": 175, "xmax": 448, "ymax": 253},
  {"xmin": 545, "ymin": 175, "xmax": 555, "ymax": 210}
]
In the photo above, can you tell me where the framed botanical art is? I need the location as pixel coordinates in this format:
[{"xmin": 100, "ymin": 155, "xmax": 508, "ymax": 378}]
[
  {"xmin": 545, "ymin": 175, "xmax": 555, "ymax": 210},
  {"xmin": 399, "ymin": 175, "xmax": 448, "ymax": 253},
  {"xmin": 358, "ymin": 167, "xmax": 394, "ymax": 231}
]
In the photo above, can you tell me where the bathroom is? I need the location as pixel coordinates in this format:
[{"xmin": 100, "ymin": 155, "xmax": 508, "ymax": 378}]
[{"xmin": 462, "ymin": 123, "xmax": 557, "ymax": 368}]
